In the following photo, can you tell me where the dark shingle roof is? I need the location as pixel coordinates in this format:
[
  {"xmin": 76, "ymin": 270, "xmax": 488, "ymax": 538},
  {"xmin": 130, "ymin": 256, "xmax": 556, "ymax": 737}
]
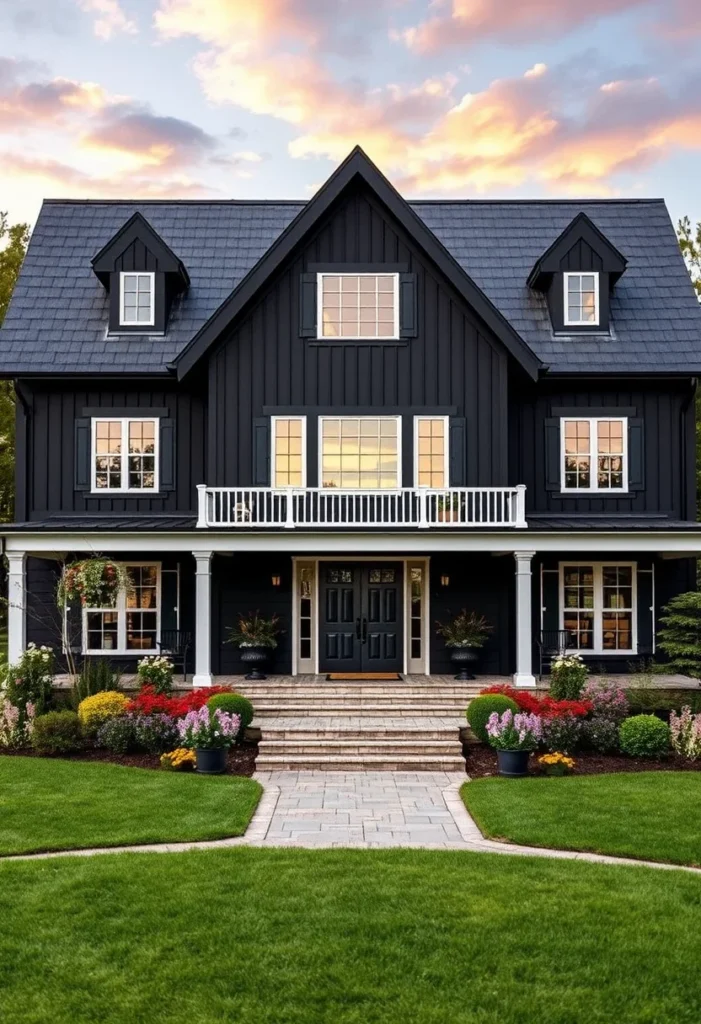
[{"xmin": 1, "ymin": 196, "xmax": 699, "ymax": 375}]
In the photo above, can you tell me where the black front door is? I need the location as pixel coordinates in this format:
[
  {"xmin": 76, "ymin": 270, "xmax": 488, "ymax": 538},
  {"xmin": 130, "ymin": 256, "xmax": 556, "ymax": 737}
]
[{"xmin": 319, "ymin": 562, "xmax": 403, "ymax": 673}]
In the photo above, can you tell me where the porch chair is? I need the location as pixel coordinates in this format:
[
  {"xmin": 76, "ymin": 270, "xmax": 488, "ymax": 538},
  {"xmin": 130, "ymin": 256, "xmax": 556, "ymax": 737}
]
[
  {"xmin": 536, "ymin": 629, "xmax": 573, "ymax": 681},
  {"xmin": 157, "ymin": 630, "xmax": 193, "ymax": 683}
]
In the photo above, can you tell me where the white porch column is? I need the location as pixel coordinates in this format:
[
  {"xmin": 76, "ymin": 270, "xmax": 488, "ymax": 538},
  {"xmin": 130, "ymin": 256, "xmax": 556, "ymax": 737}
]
[
  {"xmin": 7, "ymin": 551, "xmax": 26, "ymax": 666},
  {"xmin": 193, "ymin": 551, "xmax": 213, "ymax": 687},
  {"xmin": 513, "ymin": 550, "xmax": 536, "ymax": 688}
]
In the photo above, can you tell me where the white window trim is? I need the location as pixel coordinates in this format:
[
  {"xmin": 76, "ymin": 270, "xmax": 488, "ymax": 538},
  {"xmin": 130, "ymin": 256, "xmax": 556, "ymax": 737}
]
[
  {"xmin": 271, "ymin": 415, "xmax": 307, "ymax": 489},
  {"xmin": 563, "ymin": 271, "xmax": 599, "ymax": 327},
  {"xmin": 119, "ymin": 272, "xmax": 155, "ymax": 328},
  {"xmin": 413, "ymin": 415, "xmax": 449, "ymax": 489},
  {"xmin": 91, "ymin": 417, "xmax": 160, "ymax": 494},
  {"xmin": 318, "ymin": 414, "xmax": 402, "ymax": 490},
  {"xmin": 83, "ymin": 561, "xmax": 161, "ymax": 656},
  {"xmin": 560, "ymin": 416, "xmax": 628, "ymax": 494},
  {"xmin": 316, "ymin": 272, "xmax": 400, "ymax": 341},
  {"xmin": 559, "ymin": 561, "xmax": 637, "ymax": 656}
]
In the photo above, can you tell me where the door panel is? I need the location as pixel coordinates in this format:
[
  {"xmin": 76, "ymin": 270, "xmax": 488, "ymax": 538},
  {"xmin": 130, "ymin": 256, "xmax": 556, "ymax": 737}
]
[
  {"xmin": 319, "ymin": 562, "xmax": 403, "ymax": 673},
  {"xmin": 320, "ymin": 564, "xmax": 362, "ymax": 671}
]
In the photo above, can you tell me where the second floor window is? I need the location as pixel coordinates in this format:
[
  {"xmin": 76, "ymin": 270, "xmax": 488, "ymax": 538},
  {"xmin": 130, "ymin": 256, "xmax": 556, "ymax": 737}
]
[
  {"xmin": 93, "ymin": 417, "xmax": 158, "ymax": 492},
  {"xmin": 562, "ymin": 417, "xmax": 626, "ymax": 492},
  {"xmin": 415, "ymin": 416, "xmax": 448, "ymax": 488},
  {"xmin": 320, "ymin": 416, "xmax": 400, "ymax": 489},
  {"xmin": 318, "ymin": 273, "xmax": 398, "ymax": 339},
  {"xmin": 564, "ymin": 272, "xmax": 599, "ymax": 326},
  {"xmin": 120, "ymin": 272, "xmax": 155, "ymax": 327},
  {"xmin": 272, "ymin": 417, "xmax": 306, "ymax": 487}
]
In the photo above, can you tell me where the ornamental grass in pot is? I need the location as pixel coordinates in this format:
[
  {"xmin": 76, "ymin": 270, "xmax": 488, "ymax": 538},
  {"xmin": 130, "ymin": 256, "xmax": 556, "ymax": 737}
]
[
  {"xmin": 435, "ymin": 610, "xmax": 492, "ymax": 679},
  {"xmin": 226, "ymin": 611, "xmax": 282, "ymax": 680},
  {"xmin": 486, "ymin": 709, "xmax": 543, "ymax": 777},
  {"xmin": 177, "ymin": 705, "xmax": 241, "ymax": 774}
]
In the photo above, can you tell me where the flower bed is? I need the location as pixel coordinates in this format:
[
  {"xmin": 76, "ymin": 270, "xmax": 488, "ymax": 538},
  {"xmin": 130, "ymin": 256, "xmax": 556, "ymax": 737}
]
[
  {"xmin": 1, "ymin": 742, "xmax": 259, "ymax": 775},
  {"xmin": 465, "ymin": 744, "xmax": 701, "ymax": 778},
  {"xmin": 126, "ymin": 685, "xmax": 234, "ymax": 718}
]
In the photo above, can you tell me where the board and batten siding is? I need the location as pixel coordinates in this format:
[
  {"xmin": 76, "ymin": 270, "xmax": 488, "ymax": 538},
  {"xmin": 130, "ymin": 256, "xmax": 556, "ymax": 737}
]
[{"xmin": 206, "ymin": 186, "xmax": 511, "ymax": 489}]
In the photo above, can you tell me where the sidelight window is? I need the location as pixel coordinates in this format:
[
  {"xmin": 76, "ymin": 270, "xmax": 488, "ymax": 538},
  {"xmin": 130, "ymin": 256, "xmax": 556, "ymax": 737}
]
[
  {"xmin": 561, "ymin": 563, "xmax": 635, "ymax": 654},
  {"xmin": 320, "ymin": 416, "xmax": 400, "ymax": 489},
  {"xmin": 317, "ymin": 273, "xmax": 398, "ymax": 339}
]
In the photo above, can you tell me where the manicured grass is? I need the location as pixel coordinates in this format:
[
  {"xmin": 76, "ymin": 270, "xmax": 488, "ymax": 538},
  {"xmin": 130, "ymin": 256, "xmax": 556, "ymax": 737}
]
[
  {"xmin": 0, "ymin": 756, "xmax": 262, "ymax": 854},
  {"xmin": 462, "ymin": 772, "xmax": 701, "ymax": 866},
  {"xmin": 1, "ymin": 849, "xmax": 700, "ymax": 1023}
]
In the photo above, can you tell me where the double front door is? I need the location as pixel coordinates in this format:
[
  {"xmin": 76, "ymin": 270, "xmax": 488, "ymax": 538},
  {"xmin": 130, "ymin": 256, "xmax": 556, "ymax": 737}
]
[{"xmin": 319, "ymin": 562, "xmax": 403, "ymax": 673}]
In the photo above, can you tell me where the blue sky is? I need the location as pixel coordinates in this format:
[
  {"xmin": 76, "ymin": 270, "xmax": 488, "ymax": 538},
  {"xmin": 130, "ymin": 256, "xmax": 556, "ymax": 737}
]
[{"xmin": 1, "ymin": 0, "xmax": 700, "ymax": 229}]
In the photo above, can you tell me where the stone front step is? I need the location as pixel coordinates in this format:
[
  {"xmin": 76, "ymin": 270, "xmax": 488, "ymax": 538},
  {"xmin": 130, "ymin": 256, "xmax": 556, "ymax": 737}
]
[
  {"xmin": 253, "ymin": 701, "xmax": 469, "ymax": 717},
  {"xmin": 259, "ymin": 738, "xmax": 460, "ymax": 756},
  {"xmin": 258, "ymin": 724, "xmax": 460, "ymax": 741},
  {"xmin": 255, "ymin": 753, "xmax": 466, "ymax": 771}
]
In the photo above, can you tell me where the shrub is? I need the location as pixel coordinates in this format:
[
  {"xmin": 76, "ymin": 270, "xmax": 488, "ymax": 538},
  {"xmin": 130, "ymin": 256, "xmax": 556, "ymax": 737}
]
[
  {"xmin": 581, "ymin": 679, "xmax": 629, "ymax": 722},
  {"xmin": 71, "ymin": 658, "xmax": 121, "ymax": 707},
  {"xmin": 619, "ymin": 715, "xmax": 670, "ymax": 759},
  {"xmin": 78, "ymin": 691, "xmax": 129, "ymax": 734},
  {"xmin": 467, "ymin": 694, "xmax": 519, "ymax": 743},
  {"xmin": 626, "ymin": 687, "xmax": 701, "ymax": 717},
  {"xmin": 160, "ymin": 748, "xmax": 196, "ymax": 771},
  {"xmin": 479, "ymin": 686, "xmax": 590, "ymax": 719},
  {"xmin": 0, "ymin": 698, "xmax": 36, "ymax": 748},
  {"xmin": 584, "ymin": 717, "xmax": 620, "ymax": 754},
  {"xmin": 542, "ymin": 713, "xmax": 584, "ymax": 754},
  {"xmin": 4, "ymin": 644, "xmax": 55, "ymax": 717},
  {"xmin": 31, "ymin": 711, "xmax": 82, "ymax": 754},
  {"xmin": 97, "ymin": 713, "xmax": 138, "ymax": 755},
  {"xmin": 137, "ymin": 655, "xmax": 174, "ymax": 696},
  {"xmin": 669, "ymin": 706, "xmax": 701, "ymax": 761},
  {"xmin": 133, "ymin": 714, "xmax": 180, "ymax": 754},
  {"xmin": 207, "ymin": 693, "xmax": 253, "ymax": 739},
  {"xmin": 550, "ymin": 653, "xmax": 588, "ymax": 700},
  {"xmin": 657, "ymin": 591, "xmax": 701, "ymax": 678}
]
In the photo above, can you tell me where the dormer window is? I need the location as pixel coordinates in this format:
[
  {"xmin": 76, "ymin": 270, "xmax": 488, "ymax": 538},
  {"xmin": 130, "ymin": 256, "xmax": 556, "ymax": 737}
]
[
  {"xmin": 564, "ymin": 272, "xmax": 599, "ymax": 327},
  {"xmin": 120, "ymin": 273, "xmax": 155, "ymax": 327}
]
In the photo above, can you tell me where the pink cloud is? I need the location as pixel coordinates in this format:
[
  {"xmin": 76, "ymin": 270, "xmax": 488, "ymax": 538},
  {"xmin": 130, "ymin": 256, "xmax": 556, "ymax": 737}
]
[
  {"xmin": 0, "ymin": 58, "xmax": 108, "ymax": 129},
  {"xmin": 83, "ymin": 104, "xmax": 217, "ymax": 169},
  {"xmin": 77, "ymin": 0, "xmax": 138, "ymax": 40}
]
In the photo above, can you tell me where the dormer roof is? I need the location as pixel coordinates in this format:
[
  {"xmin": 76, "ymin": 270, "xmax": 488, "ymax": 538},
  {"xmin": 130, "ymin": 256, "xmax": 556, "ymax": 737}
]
[
  {"xmin": 91, "ymin": 211, "xmax": 190, "ymax": 291},
  {"xmin": 527, "ymin": 212, "xmax": 627, "ymax": 290}
]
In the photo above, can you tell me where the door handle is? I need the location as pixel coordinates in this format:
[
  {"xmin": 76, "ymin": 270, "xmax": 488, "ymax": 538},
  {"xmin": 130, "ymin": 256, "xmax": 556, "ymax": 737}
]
[
  {"xmin": 361, "ymin": 617, "xmax": 368, "ymax": 644},
  {"xmin": 355, "ymin": 617, "xmax": 362, "ymax": 641}
]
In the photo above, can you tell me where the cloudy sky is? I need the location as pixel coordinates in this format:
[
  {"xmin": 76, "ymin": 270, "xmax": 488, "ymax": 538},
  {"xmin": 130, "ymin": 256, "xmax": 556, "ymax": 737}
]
[{"xmin": 1, "ymin": 0, "xmax": 700, "ymax": 227}]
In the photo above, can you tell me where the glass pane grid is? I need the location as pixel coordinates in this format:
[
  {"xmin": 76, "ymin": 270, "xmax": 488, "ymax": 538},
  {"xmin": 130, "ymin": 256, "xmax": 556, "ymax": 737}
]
[
  {"xmin": 566, "ymin": 273, "xmax": 597, "ymax": 324},
  {"xmin": 417, "ymin": 418, "xmax": 446, "ymax": 487},
  {"xmin": 94, "ymin": 419, "xmax": 157, "ymax": 491},
  {"xmin": 94, "ymin": 420, "xmax": 123, "ymax": 489},
  {"xmin": 321, "ymin": 274, "xmax": 396, "ymax": 338},
  {"xmin": 322, "ymin": 418, "xmax": 399, "ymax": 489},
  {"xmin": 274, "ymin": 418, "xmax": 304, "ymax": 487},
  {"xmin": 563, "ymin": 565, "xmax": 634, "ymax": 653},
  {"xmin": 122, "ymin": 274, "xmax": 153, "ymax": 324},
  {"xmin": 563, "ymin": 420, "xmax": 591, "ymax": 489},
  {"xmin": 596, "ymin": 420, "xmax": 624, "ymax": 489}
]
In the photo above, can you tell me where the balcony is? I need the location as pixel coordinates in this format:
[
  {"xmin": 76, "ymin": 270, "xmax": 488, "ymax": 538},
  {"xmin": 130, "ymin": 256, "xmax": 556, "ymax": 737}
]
[{"xmin": 196, "ymin": 485, "xmax": 527, "ymax": 529}]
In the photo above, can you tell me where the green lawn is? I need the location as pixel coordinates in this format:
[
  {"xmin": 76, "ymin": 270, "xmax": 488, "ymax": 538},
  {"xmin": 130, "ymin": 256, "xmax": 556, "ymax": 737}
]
[
  {"xmin": 1, "ymin": 849, "xmax": 700, "ymax": 1024},
  {"xmin": 0, "ymin": 756, "xmax": 262, "ymax": 855},
  {"xmin": 462, "ymin": 772, "xmax": 701, "ymax": 866}
]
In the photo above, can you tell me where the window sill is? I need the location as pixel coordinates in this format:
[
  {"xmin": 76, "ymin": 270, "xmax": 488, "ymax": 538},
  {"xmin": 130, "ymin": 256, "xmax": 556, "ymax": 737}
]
[
  {"xmin": 84, "ymin": 649, "xmax": 159, "ymax": 656},
  {"xmin": 308, "ymin": 339, "xmax": 408, "ymax": 346},
  {"xmin": 576, "ymin": 649, "xmax": 636, "ymax": 657},
  {"xmin": 559, "ymin": 490, "xmax": 629, "ymax": 496},
  {"xmin": 88, "ymin": 490, "xmax": 160, "ymax": 496}
]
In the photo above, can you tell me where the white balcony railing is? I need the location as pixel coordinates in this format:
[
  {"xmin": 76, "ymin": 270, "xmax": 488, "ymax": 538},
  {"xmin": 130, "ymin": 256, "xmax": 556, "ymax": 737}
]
[{"xmin": 196, "ymin": 485, "xmax": 527, "ymax": 529}]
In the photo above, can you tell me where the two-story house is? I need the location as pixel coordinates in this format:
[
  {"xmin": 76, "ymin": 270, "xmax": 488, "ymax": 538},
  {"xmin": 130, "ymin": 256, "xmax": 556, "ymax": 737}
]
[{"xmin": 2, "ymin": 147, "xmax": 701, "ymax": 689}]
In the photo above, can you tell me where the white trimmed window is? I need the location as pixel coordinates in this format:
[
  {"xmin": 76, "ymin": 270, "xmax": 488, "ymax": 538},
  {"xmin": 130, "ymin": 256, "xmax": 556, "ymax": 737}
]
[
  {"xmin": 320, "ymin": 416, "xmax": 401, "ymax": 489},
  {"xmin": 120, "ymin": 272, "xmax": 155, "ymax": 327},
  {"xmin": 318, "ymin": 273, "xmax": 398, "ymax": 339},
  {"xmin": 414, "ymin": 416, "xmax": 448, "ymax": 488},
  {"xmin": 564, "ymin": 272, "xmax": 599, "ymax": 326},
  {"xmin": 92, "ymin": 418, "xmax": 158, "ymax": 493},
  {"xmin": 561, "ymin": 417, "xmax": 626, "ymax": 492},
  {"xmin": 561, "ymin": 563, "xmax": 636, "ymax": 654},
  {"xmin": 272, "ymin": 416, "xmax": 306, "ymax": 488},
  {"xmin": 84, "ymin": 563, "xmax": 160, "ymax": 655}
]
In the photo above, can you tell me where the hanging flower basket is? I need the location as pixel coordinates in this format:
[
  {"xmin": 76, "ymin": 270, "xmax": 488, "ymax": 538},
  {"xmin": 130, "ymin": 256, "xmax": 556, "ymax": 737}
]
[{"xmin": 58, "ymin": 558, "xmax": 131, "ymax": 608}]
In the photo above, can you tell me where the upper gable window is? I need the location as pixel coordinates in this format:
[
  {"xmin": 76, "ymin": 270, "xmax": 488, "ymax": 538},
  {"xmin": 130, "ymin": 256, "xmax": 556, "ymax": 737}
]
[
  {"xmin": 318, "ymin": 273, "xmax": 398, "ymax": 339},
  {"xmin": 564, "ymin": 272, "xmax": 599, "ymax": 327},
  {"xmin": 120, "ymin": 272, "xmax": 155, "ymax": 327}
]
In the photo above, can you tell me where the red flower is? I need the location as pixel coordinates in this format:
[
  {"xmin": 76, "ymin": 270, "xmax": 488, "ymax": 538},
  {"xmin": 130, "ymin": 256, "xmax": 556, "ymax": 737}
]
[
  {"xmin": 127, "ymin": 684, "xmax": 234, "ymax": 718},
  {"xmin": 479, "ymin": 685, "xmax": 591, "ymax": 719}
]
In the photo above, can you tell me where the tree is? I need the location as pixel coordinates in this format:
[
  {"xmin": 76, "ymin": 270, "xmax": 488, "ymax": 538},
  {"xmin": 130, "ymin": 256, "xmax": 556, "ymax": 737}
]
[
  {"xmin": 677, "ymin": 218, "xmax": 701, "ymax": 522},
  {"xmin": 657, "ymin": 591, "xmax": 701, "ymax": 678},
  {"xmin": 0, "ymin": 212, "xmax": 30, "ymax": 523}
]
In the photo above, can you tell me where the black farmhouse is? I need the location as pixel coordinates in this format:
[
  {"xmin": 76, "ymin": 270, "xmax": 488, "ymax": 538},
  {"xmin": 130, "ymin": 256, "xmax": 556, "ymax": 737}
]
[{"xmin": 2, "ymin": 147, "xmax": 701, "ymax": 687}]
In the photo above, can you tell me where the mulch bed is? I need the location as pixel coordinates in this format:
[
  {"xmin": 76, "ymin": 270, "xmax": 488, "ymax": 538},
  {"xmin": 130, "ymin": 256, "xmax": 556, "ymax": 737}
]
[
  {"xmin": 464, "ymin": 743, "xmax": 701, "ymax": 778},
  {"xmin": 2, "ymin": 743, "xmax": 258, "ymax": 776}
]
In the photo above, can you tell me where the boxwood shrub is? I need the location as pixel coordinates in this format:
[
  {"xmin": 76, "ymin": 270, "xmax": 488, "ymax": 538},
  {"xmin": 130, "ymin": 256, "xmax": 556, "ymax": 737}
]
[
  {"xmin": 466, "ymin": 694, "xmax": 519, "ymax": 743},
  {"xmin": 31, "ymin": 711, "xmax": 83, "ymax": 755},
  {"xmin": 207, "ymin": 693, "xmax": 254, "ymax": 739},
  {"xmin": 619, "ymin": 714, "xmax": 670, "ymax": 758}
]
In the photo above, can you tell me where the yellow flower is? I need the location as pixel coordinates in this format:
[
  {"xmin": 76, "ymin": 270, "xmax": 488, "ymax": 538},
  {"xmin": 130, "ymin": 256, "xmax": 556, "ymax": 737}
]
[{"xmin": 78, "ymin": 691, "xmax": 129, "ymax": 729}]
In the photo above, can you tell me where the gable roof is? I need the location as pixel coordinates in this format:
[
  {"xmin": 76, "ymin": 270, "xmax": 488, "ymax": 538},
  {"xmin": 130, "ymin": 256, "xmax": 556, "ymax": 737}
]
[
  {"xmin": 91, "ymin": 211, "xmax": 190, "ymax": 289},
  {"xmin": 1, "ymin": 173, "xmax": 699, "ymax": 377},
  {"xmin": 527, "ymin": 211, "xmax": 627, "ymax": 289}
]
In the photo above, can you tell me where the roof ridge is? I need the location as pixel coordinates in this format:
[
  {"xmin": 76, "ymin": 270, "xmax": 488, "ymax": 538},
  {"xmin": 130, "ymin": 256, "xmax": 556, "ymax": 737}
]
[{"xmin": 40, "ymin": 197, "xmax": 667, "ymax": 208}]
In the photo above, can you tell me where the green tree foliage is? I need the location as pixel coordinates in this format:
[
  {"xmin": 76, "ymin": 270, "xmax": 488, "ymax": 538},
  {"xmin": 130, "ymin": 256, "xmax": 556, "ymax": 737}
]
[
  {"xmin": 0, "ymin": 212, "xmax": 30, "ymax": 522},
  {"xmin": 677, "ymin": 218, "xmax": 701, "ymax": 522},
  {"xmin": 657, "ymin": 591, "xmax": 701, "ymax": 678}
]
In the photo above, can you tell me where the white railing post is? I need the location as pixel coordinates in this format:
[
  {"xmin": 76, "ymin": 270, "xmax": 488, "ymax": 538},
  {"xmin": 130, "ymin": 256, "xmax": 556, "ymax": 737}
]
[
  {"xmin": 418, "ymin": 489, "xmax": 429, "ymax": 529},
  {"xmin": 514, "ymin": 484, "xmax": 527, "ymax": 528},
  {"xmin": 285, "ymin": 488, "xmax": 295, "ymax": 529},
  {"xmin": 196, "ymin": 484, "xmax": 208, "ymax": 529}
]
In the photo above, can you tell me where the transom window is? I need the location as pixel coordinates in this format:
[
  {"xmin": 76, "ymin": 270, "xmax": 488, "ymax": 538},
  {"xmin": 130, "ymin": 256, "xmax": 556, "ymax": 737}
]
[
  {"xmin": 92, "ymin": 417, "xmax": 158, "ymax": 492},
  {"xmin": 561, "ymin": 563, "xmax": 635, "ymax": 654},
  {"xmin": 120, "ymin": 272, "xmax": 155, "ymax": 327},
  {"xmin": 320, "ymin": 417, "xmax": 400, "ymax": 489},
  {"xmin": 415, "ymin": 417, "xmax": 448, "ymax": 488},
  {"xmin": 561, "ymin": 417, "xmax": 626, "ymax": 492},
  {"xmin": 564, "ymin": 272, "xmax": 599, "ymax": 326},
  {"xmin": 85, "ymin": 563, "xmax": 160, "ymax": 655},
  {"xmin": 318, "ymin": 273, "xmax": 398, "ymax": 339},
  {"xmin": 272, "ymin": 417, "xmax": 306, "ymax": 488}
]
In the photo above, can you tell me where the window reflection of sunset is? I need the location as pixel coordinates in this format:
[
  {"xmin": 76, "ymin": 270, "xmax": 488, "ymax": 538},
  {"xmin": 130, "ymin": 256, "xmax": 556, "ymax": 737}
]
[{"xmin": 321, "ymin": 417, "xmax": 399, "ymax": 488}]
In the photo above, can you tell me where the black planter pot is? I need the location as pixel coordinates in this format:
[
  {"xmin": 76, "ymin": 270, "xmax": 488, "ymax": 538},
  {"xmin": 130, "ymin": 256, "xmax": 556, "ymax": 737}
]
[
  {"xmin": 449, "ymin": 647, "xmax": 478, "ymax": 680},
  {"xmin": 240, "ymin": 645, "xmax": 270, "ymax": 680},
  {"xmin": 496, "ymin": 749, "xmax": 530, "ymax": 778},
  {"xmin": 195, "ymin": 747, "xmax": 228, "ymax": 774}
]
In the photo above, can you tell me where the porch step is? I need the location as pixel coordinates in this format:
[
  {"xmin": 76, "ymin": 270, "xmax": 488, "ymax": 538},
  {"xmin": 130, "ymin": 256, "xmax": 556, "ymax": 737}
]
[
  {"xmin": 259, "ymin": 738, "xmax": 460, "ymax": 756},
  {"xmin": 253, "ymin": 701, "xmax": 470, "ymax": 717},
  {"xmin": 257, "ymin": 721, "xmax": 460, "ymax": 741},
  {"xmin": 256, "ymin": 753, "xmax": 466, "ymax": 771}
]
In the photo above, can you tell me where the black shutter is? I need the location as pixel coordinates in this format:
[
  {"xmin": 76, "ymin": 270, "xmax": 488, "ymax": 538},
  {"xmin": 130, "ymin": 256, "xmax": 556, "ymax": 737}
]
[
  {"xmin": 628, "ymin": 417, "xmax": 644, "ymax": 492},
  {"xmin": 544, "ymin": 418, "xmax": 561, "ymax": 492},
  {"xmin": 159, "ymin": 418, "xmax": 176, "ymax": 492},
  {"xmin": 636, "ymin": 565, "xmax": 654, "ymax": 656},
  {"xmin": 74, "ymin": 417, "xmax": 91, "ymax": 491},
  {"xmin": 161, "ymin": 566, "xmax": 179, "ymax": 633},
  {"xmin": 299, "ymin": 272, "xmax": 317, "ymax": 338},
  {"xmin": 541, "ymin": 563, "xmax": 560, "ymax": 634},
  {"xmin": 449, "ymin": 417, "xmax": 466, "ymax": 486},
  {"xmin": 253, "ymin": 417, "xmax": 271, "ymax": 485},
  {"xmin": 64, "ymin": 599, "xmax": 83, "ymax": 656},
  {"xmin": 399, "ymin": 273, "xmax": 417, "ymax": 338}
]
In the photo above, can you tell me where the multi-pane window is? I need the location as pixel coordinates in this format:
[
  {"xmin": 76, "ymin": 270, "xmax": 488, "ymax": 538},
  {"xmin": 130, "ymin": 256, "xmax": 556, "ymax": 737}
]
[
  {"xmin": 320, "ymin": 417, "xmax": 400, "ymax": 489},
  {"xmin": 120, "ymin": 273, "xmax": 155, "ymax": 326},
  {"xmin": 93, "ymin": 418, "xmax": 158, "ymax": 492},
  {"xmin": 564, "ymin": 272, "xmax": 599, "ymax": 326},
  {"xmin": 298, "ymin": 566, "xmax": 314, "ymax": 663},
  {"xmin": 410, "ymin": 566, "xmax": 423, "ymax": 662},
  {"xmin": 85, "ymin": 564, "xmax": 160, "ymax": 654},
  {"xmin": 415, "ymin": 417, "xmax": 448, "ymax": 488},
  {"xmin": 272, "ymin": 417, "xmax": 305, "ymax": 488},
  {"xmin": 562, "ymin": 418, "xmax": 626, "ymax": 492},
  {"xmin": 318, "ymin": 274, "xmax": 398, "ymax": 339},
  {"xmin": 561, "ymin": 563, "xmax": 635, "ymax": 654}
]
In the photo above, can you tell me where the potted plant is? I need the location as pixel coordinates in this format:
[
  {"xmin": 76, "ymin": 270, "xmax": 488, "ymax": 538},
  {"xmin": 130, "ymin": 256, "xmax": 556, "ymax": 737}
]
[
  {"xmin": 226, "ymin": 611, "xmax": 282, "ymax": 680},
  {"xmin": 435, "ymin": 610, "xmax": 493, "ymax": 679},
  {"xmin": 435, "ymin": 493, "xmax": 465, "ymax": 523},
  {"xmin": 486, "ymin": 708, "xmax": 543, "ymax": 777},
  {"xmin": 177, "ymin": 705, "xmax": 241, "ymax": 774}
]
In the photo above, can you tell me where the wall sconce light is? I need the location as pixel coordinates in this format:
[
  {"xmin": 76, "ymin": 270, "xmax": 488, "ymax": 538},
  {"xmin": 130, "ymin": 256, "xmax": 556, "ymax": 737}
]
[
  {"xmin": 271, "ymin": 575, "xmax": 281, "ymax": 588},
  {"xmin": 440, "ymin": 575, "xmax": 450, "ymax": 587}
]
